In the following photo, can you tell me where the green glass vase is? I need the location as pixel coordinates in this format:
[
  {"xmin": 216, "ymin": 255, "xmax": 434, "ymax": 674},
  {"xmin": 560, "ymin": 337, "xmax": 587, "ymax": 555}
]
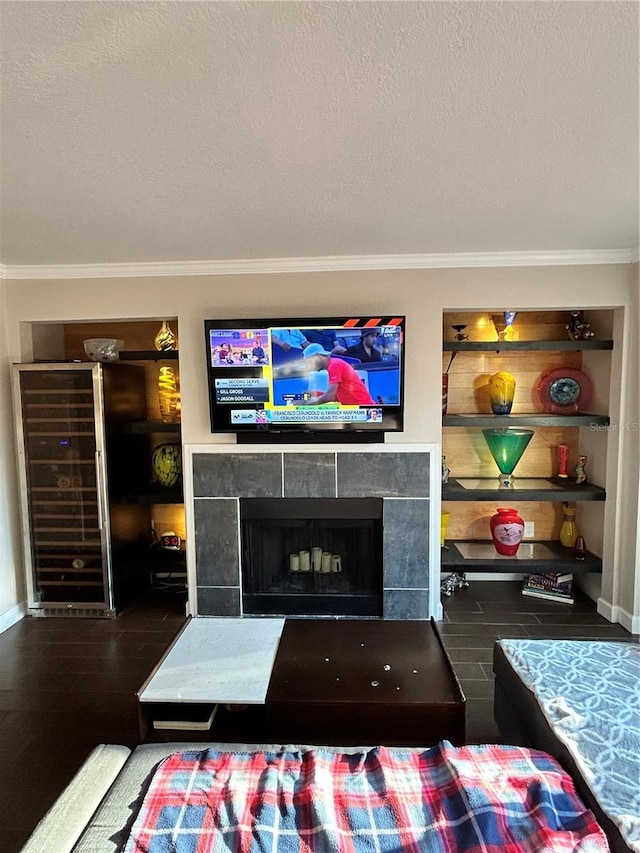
[{"xmin": 482, "ymin": 428, "xmax": 534, "ymax": 487}]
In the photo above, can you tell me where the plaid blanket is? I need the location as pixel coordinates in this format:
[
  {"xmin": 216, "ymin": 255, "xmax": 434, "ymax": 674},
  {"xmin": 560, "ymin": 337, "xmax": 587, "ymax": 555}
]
[{"xmin": 123, "ymin": 741, "xmax": 609, "ymax": 852}]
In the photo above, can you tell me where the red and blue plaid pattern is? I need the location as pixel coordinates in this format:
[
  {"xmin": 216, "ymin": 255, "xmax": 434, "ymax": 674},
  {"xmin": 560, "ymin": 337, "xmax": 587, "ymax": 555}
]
[{"xmin": 124, "ymin": 741, "xmax": 609, "ymax": 852}]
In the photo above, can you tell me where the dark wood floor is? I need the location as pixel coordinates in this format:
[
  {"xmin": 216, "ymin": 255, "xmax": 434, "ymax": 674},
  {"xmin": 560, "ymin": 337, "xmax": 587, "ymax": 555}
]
[
  {"xmin": 439, "ymin": 580, "xmax": 637, "ymax": 744},
  {"xmin": 0, "ymin": 581, "xmax": 636, "ymax": 853}
]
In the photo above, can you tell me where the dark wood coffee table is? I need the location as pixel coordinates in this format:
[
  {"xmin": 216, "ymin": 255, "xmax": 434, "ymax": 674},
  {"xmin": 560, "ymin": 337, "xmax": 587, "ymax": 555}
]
[{"xmin": 266, "ymin": 618, "xmax": 465, "ymax": 746}]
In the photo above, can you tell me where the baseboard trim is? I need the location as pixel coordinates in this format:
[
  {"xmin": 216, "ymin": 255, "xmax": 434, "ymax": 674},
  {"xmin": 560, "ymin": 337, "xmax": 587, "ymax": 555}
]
[
  {"xmin": 597, "ymin": 597, "xmax": 615, "ymax": 623},
  {"xmin": 597, "ymin": 597, "xmax": 639, "ymax": 634},
  {"xmin": 0, "ymin": 602, "xmax": 26, "ymax": 634},
  {"xmin": 615, "ymin": 607, "xmax": 640, "ymax": 635}
]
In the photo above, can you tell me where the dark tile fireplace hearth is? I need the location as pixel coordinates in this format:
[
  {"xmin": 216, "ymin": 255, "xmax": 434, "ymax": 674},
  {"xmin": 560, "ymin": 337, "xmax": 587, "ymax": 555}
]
[{"xmin": 190, "ymin": 445, "xmax": 437, "ymax": 619}]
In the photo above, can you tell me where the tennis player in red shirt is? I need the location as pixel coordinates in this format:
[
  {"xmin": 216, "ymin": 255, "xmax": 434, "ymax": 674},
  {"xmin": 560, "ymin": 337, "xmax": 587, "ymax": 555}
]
[{"xmin": 299, "ymin": 343, "xmax": 375, "ymax": 406}]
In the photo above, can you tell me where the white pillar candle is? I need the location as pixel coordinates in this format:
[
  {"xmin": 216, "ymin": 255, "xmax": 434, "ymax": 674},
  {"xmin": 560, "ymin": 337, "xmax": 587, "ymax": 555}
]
[
  {"xmin": 321, "ymin": 551, "xmax": 332, "ymax": 573},
  {"xmin": 289, "ymin": 553, "xmax": 300, "ymax": 572},
  {"xmin": 312, "ymin": 547, "xmax": 323, "ymax": 572},
  {"xmin": 331, "ymin": 555, "xmax": 342, "ymax": 573},
  {"xmin": 299, "ymin": 550, "xmax": 311, "ymax": 572}
]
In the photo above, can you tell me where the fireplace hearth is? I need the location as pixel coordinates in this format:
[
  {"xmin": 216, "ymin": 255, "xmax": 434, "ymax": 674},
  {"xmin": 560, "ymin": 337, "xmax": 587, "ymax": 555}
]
[
  {"xmin": 241, "ymin": 498, "xmax": 383, "ymax": 616},
  {"xmin": 190, "ymin": 444, "xmax": 438, "ymax": 620}
]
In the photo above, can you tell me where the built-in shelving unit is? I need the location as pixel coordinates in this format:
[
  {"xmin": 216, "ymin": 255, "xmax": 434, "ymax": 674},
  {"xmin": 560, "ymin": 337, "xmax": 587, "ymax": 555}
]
[
  {"xmin": 61, "ymin": 321, "xmax": 185, "ymax": 594},
  {"xmin": 441, "ymin": 310, "xmax": 613, "ymax": 578}
]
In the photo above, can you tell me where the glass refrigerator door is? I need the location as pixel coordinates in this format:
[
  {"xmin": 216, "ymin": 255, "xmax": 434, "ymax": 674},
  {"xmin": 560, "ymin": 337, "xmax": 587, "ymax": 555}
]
[{"xmin": 16, "ymin": 366, "xmax": 112, "ymax": 613}]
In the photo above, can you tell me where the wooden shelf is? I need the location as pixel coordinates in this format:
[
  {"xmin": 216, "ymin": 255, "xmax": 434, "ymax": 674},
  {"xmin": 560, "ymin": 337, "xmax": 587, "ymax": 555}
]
[
  {"xmin": 119, "ymin": 350, "xmax": 179, "ymax": 361},
  {"xmin": 120, "ymin": 420, "xmax": 181, "ymax": 434},
  {"xmin": 443, "ymin": 478, "xmax": 605, "ymax": 502},
  {"xmin": 28, "ymin": 459, "xmax": 95, "ymax": 465},
  {"xmin": 119, "ymin": 484, "xmax": 183, "ymax": 505},
  {"xmin": 24, "ymin": 388, "xmax": 91, "ymax": 394},
  {"xmin": 36, "ymin": 566, "xmax": 103, "ymax": 574},
  {"xmin": 441, "ymin": 540, "xmax": 602, "ymax": 574},
  {"xmin": 443, "ymin": 413, "xmax": 610, "ymax": 427},
  {"xmin": 31, "ymin": 487, "xmax": 96, "ymax": 493},
  {"xmin": 443, "ymin": 340, "xmax": 614, "ymax": 352},
  {"xmin": 37, "ymin": 579, "xmax": 104, "ymax": 587}
]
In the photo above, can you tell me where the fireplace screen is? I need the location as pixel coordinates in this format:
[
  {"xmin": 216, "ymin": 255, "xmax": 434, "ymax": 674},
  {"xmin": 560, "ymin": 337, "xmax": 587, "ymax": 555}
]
[{"xmin": 240, "ymin": 498, "xmax": 383, "ymax": 616}]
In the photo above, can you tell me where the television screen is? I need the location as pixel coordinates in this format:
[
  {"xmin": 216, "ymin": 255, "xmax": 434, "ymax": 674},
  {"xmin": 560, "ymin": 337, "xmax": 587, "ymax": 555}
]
[{"xmin": 204, "ymin": 316, "xmax": 405, "ymax": 436}]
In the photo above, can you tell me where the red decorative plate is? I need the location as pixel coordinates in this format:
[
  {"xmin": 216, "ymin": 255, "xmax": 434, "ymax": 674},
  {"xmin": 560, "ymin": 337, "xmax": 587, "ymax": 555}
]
[{"xmin": 534, "ymin": 367, "xmax": 593, "ymax": 414}]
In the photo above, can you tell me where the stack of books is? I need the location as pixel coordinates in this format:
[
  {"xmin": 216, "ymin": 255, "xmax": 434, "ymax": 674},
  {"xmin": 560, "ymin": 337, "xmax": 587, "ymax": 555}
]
[{"xmin": 522, "ymin": 572, "xmax": 574, "ymax": 604}]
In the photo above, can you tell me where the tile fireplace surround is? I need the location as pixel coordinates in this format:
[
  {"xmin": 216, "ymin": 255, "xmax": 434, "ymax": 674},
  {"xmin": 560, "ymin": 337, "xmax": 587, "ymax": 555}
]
[{"xmin": 185, "ymin": 443, "xmax": 440, "ymax": 620}]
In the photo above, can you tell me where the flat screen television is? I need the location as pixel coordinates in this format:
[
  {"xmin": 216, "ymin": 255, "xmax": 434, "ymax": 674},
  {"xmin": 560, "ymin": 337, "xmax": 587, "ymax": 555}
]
[{"xmin": 204, "ymin": 316, "xmax": 405, "ymax": 437}]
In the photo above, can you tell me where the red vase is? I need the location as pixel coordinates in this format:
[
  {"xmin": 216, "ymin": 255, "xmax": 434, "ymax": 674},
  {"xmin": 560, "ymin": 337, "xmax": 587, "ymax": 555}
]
[{"xmin": 490, "ymin": 507, "xmax": 525, "ymax": 556}]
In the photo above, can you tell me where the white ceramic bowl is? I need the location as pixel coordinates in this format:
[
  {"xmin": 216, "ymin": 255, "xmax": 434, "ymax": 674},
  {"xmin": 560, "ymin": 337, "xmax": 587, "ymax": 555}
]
[{"xmin": 83, "ymin": 338, "xmax": 124, "ymax": 362}]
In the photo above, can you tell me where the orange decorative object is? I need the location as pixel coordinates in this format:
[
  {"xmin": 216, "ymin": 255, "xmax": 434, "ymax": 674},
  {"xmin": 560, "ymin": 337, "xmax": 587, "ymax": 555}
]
[
  {"xmin": 534, "ymin": 367, "xmax": 593, "ymax": 414},
  {"xmin": 442, "ymin": 373, "xmax": 449, "ymax": 415},
  {"xmin": 557, "ymin": 445, "xmax": 569, "ymax": 479}
]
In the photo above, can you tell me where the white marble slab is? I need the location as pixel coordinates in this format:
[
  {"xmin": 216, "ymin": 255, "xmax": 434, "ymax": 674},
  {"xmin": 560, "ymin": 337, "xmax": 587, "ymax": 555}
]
[{"xmin": 139, "ymin": 617, "xmax": 285, "ymax": 705}]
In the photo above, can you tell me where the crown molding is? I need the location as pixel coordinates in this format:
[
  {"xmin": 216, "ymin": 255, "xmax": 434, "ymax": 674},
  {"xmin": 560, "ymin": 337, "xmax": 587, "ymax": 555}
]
[{"xmin": 1, "ymin": 249, "xmax": 637, "ymax": 279}]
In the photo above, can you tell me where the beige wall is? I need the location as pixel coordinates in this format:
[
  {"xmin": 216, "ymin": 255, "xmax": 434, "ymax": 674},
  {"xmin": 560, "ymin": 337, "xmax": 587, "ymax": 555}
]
[
  {"xmin": 614, "ymin": 263, "xmax": 639, "ymax": 622},
  {"xmin": 0, "ymin": 281, "xmax": 24, "ymax": 628},
  {"xmin": 2, "ymin": 264, "xmax": 638, "ymax": 629}
]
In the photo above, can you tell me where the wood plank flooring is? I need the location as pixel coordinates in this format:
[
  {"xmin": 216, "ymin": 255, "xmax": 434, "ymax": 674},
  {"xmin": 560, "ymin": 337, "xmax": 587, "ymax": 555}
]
[
  {"xmin": 0, "ymin": 581, "xmax": 636, "ymax": 852},
  {"xmin": 0, "ymin": 588, "xmax": 188, "ymax": 853}
]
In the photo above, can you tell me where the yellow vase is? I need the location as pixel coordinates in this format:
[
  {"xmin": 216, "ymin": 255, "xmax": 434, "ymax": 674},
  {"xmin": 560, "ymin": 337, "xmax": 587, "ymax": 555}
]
[
  {"xmin": 158, "ymin": 366, "xmax": 179, "ymax": 423},
  {"xmin": 440, "ymin": 511, "xmax": 451, "ymax": 547},
  {"xmin": 488, "ymin": 371, "xmax": 516, "ymax": 415},
  {"xmin": 560, "ymin": 503, "xmax": 578, "ymax": 547}
]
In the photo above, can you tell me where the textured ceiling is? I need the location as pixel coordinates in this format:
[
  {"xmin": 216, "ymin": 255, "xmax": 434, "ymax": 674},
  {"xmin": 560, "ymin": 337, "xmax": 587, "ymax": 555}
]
[{"xmin": 0, "ymin": 1, "xmax": 638, "ymax": 268}]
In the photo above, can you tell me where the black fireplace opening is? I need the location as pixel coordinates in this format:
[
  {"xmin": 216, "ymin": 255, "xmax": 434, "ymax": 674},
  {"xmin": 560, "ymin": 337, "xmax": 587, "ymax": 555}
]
[{"xmin": 240, "ymin": 498, "xmax": 383, "ymax": 616}]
